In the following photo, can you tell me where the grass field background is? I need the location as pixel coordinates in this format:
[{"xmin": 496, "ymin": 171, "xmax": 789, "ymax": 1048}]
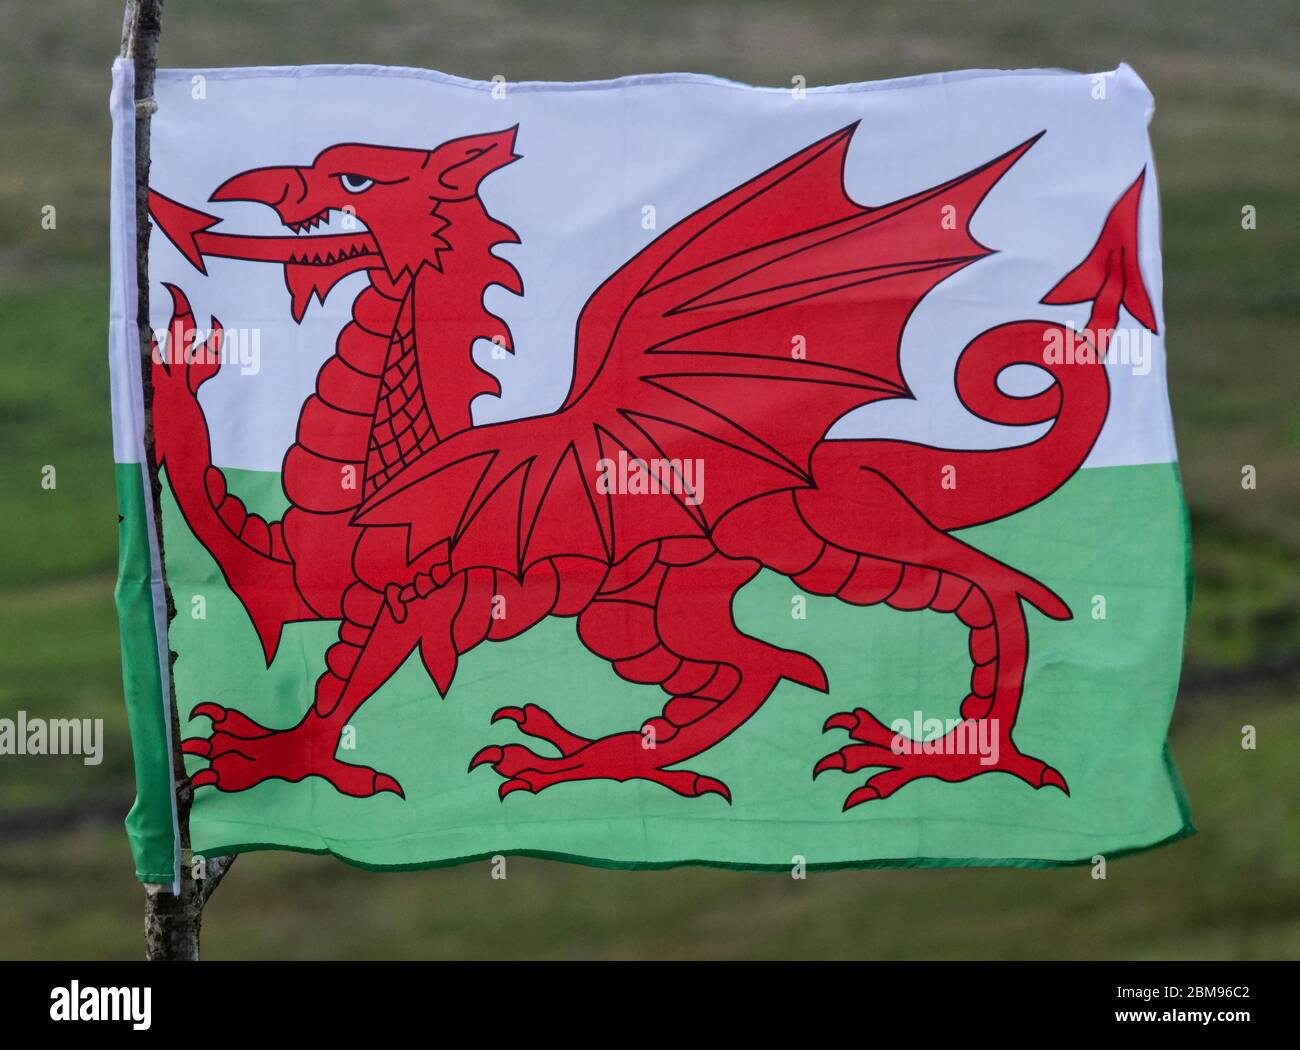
[{"xmin": 0, "ymin": 0, "xmax": 1297, "ymax": 958}]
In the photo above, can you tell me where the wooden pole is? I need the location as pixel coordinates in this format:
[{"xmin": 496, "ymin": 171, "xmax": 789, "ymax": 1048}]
[{"xmin": 120, "ymin": 0, "xmax": 234, "ymax": 961}]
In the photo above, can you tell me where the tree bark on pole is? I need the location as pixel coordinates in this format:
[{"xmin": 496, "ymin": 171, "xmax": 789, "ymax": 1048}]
[{"xmin": 120, "ymin": 0, "xmax": 234, "ymax": 961}]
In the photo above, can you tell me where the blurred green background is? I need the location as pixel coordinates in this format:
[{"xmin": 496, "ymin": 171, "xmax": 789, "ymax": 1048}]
[{"xmin": 1, "ymin": 0, "xmax": 1297, "ymax": 959}]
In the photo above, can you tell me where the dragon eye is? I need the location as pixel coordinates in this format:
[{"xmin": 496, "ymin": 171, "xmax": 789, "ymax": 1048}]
[{"xmin": 338, "ymin": 174, "xmax": 374, "ymax": 194}]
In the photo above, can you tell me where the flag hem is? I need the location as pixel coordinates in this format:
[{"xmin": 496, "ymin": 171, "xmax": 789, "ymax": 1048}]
[
  {"xmin": 109, "ymin": 57, "xmax": 183, "ymax": 891},
  {"xmin": 150, "ymin": 62, "xmax": 1149, "ymax": 100},
  {"xmin": 180, "ymin": 818, "xmax": 1196, "ymax": 876}
]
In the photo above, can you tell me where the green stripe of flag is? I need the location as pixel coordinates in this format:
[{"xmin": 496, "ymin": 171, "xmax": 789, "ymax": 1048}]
[{"xmin": 115, "ymin": 461, "xmax": 179, "ymax": 884}]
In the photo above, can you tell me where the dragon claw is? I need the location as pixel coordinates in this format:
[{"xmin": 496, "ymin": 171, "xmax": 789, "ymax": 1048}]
[
  {"xmin": 488, "ymin": 702, "xmax": 591, "ymax": 755},
  {"xmin": 373, "ymin": 773, "xmax": 405, "ymax": 798},
  {"xmin": 499, "ymin": 778, "xmax": 535, "ymax": 800},
  {"xmin": 161, "ymin": 282, "xmax": 189, "ymax": 315},
  {"xmin": 472, "ymin": 704, "xmax": 731, "ymax": 802},
  {"xmin": 822, "ymin": 710, "xmax": 862, "ymax": 734},
  {"xmin": 694, "ymin": 775, "xmax": 732, "ymax": 804},
  {"xmin": 843, "ymin": 785, "xmax": 881, "ymax": 811},
  {"xmin": 190, "ymin": 768, "xmax": 219, "ymax": 789},
  {"xmin": 188, "ymin": 701, "xmax": 273, "ymax": 739},
  {"xmin": 815, "ymin": 707, "xmax": 1070, "ymax": 811},
  {"xmin": 811, "ymin": 712, "xmax": 1076, "ymax": 816},
  {"xmin": 812, "ymin": 752, "xmax": 844, "ymax": 778},
  {"xmin": 468, "ymin": 745, "xmax": 503, "ymax": 772},
  {"xmin": 191, "ymin": 701, "xmax": 227, "ymax": 724},
  {"xmin": 183, "ymin": 703, "xmax": 402, "ymax": 797}
]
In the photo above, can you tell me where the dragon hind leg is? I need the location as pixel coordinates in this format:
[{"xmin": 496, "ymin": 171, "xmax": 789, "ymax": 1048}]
[
  {"xmin": 788, "ymin": 457, "xmax": 1071, "ymax": 809},
  {"xmin": 811, "ymin": 593, "xmax": 1067, "ymax": 810},
  {"xmin": 471, "ymin": 545, "xmax": 827, "ymax": 802}
]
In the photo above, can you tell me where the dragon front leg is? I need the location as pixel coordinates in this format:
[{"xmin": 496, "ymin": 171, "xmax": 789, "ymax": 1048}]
[
  {"xmin": 182, "ymin": 581, "xmax": 414, "ymax": 797},
  {"xmin": 471, "ymin": 547, "xmax": 827, "ymax": 802},
  {"xmin": 152, "ymin": 285, "xmax": 317, "ymax": 663}
]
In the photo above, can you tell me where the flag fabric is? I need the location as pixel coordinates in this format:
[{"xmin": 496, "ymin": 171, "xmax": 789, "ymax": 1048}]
[{"xmin": 109, "ymin": 60, "xmax": 1192, "ymax": 881}]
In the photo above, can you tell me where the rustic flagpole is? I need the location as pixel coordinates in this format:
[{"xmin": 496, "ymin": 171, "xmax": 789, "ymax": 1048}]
[{"xmin": 121, "ymin": 0, "xmax": 234, "ymax": 961}]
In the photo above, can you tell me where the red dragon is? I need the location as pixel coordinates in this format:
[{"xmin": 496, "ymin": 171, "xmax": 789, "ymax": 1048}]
[{"xmin": 148, "ymin": 123, "xmax": 1157, "ymax": 811}]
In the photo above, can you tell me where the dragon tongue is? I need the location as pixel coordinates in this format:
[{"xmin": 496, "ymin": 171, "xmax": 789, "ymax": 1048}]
[{"xmin": 149, "ymin": 190, "xmax": 221, "ymax": 274}]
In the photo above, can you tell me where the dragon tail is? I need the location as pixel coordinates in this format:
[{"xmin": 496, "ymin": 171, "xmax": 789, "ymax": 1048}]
[{"xmin": 835, "ymin": 171, "xmax": 1157, "ymax": 535}]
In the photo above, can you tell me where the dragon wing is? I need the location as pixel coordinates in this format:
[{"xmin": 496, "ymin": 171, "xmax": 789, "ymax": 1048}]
[{"xmin": 354, "ymin": 126, "xmax": 1040, "ymax": 575}]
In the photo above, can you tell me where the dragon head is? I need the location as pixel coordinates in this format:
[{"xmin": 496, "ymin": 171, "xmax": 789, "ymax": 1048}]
[{"xmin": 149, "ymin": 127, "xmax": 521, "ymax": 321}]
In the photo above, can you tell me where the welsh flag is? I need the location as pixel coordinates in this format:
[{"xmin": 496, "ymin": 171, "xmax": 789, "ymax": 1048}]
[{"xmin": 109, "ymin": 61, "xmax": 1192, "ymax": 883}]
